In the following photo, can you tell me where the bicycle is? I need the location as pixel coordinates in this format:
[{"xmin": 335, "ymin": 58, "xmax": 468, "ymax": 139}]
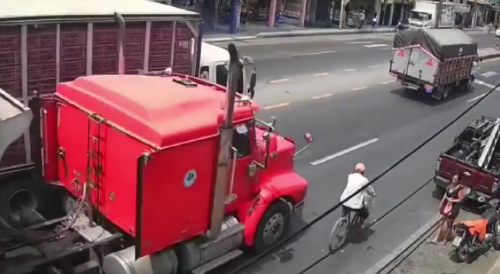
[{"xmin": 328, "ymin": 208, "xmax": 363, "ymax": 252}]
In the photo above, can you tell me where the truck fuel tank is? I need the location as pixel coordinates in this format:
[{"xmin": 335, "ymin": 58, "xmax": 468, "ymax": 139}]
[{"xmin": 0, "ymin": 88, "xmax": 33, "ymax": 162}]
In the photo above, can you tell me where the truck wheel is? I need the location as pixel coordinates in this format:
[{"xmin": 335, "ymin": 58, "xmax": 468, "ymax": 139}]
[
  {"xmin": 253, "ymin": 200, "xmax": 291, "ymax": 253},
  {"xmin": 0, "ymin": 180, "xmax": 42, "ymax": 228},
  {"xmin": 441, "ymin": 86, "xmax": 451, "ymax": 100}
]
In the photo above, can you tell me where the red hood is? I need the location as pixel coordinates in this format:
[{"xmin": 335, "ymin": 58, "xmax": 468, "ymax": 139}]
[{"xmin": 255, "ymin": 128, "xmax": 295, "ymax": 173}]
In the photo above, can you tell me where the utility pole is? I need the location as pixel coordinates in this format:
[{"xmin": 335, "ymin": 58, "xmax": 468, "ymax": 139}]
[
  {"xmin": 435, "ymin": 0, "xmax": 443, "ymax": 28},
  {"xmin": 339, "ymin": 0, "xmax": 345, "ymax": 29}
]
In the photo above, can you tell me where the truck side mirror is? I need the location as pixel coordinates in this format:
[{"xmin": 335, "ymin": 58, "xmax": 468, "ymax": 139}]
[
  {"xmin": 248, "ymin": 71, "xmax": 257, "ymax": 99},
  {"xmin": 304, "ymin": 132, "xmax": 313, "ymax": 143}
]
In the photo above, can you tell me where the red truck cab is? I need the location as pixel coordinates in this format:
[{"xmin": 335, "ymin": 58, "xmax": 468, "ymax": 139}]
[
  {"xmin": 32, "ymin": 68, "xmax": 310, "ymax": 273},
  {"xmin": 435, "ymin": 116, "xmax": 500, "ymax": 201}
]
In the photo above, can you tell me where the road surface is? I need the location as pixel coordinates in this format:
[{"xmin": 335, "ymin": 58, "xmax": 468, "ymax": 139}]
[
  {"xmin": 210, "ymin": 32, "xmax": 499, "ymax": 96},
  {"xmin": 207, "ymin": 57, "xmax": 500, "ymax": 274}
]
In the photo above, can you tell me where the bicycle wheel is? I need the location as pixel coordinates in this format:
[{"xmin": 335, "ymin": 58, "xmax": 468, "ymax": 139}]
[{"xmin": 329, "ymin": 217, "xmax": 349, "ymax": 252}]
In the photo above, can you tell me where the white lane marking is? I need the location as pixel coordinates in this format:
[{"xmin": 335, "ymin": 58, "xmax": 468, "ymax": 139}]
[
  {"xmin": 381, "ymin": 80, "xmax": 395, "ymax": 84},
  {"xmin": 310, "ymin": 138, "xmax": 379, "ymax": 166},
  {"xmin": 312, "ymin": 94, "xmax": 332, "ymax": 99},
  {"xmin": 364, "ymin": 44, "xmax": 389, "ymax": 48},
  {"xmin": 467, "ymin": 93, "xmax": 487, "ymax": 103},
  {"xmin": 363, "ymin": 215, "xmax": 440, "ymax": 274},
  {"xmin": 263, "ymin": 102, "xmax": 290, "ymax": 109},
  {"xmin": 294, "ymin": 50, "xmax": 337, "ymax": 56},
  {"xmin": 269, "ymin": 78, "xmax": 289, "ymax": 84},
  {"xmin": 475, "ymin": 79, "xmax": 498, "ymax": 89},
  {"xmin": 369, "ymin": 64, "xmax": 383, "ymax": 68},
  {"xmin": 314, "ymin": 72, "xmax": 329, "ymax": 77},
  {"xmin": 347, "ymin": 41, "xmax": 374, "ymax": 44},
  {"xmin": 344, "ymin": 68, "xmax": 356, "ymax": 72},
  {"xmin": 481, "ymin": 71, "xmax": 498, "ymax": 78},
  {"xmin": 352, "ymin": 86, "xmax": 367, "ymax": 91}
]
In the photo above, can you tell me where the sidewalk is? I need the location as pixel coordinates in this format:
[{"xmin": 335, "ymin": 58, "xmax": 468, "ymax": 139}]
[
  {"xmin": 379, "ymin": 210, "xmax": 500, "ymax": 274},
  {"xmin": 203, "ymin": 24, "xmax": 487, "ymax": 42}
]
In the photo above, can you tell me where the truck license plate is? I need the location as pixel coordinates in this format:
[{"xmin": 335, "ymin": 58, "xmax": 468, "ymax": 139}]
[{"xmin": 452, "ymin": 236, "xmax": 463, "ymax": 247}]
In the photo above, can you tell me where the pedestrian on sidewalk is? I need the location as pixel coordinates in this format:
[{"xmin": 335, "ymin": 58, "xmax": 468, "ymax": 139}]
[
  {"xmin": 430, "ymin": 174, "xmax": 467, "ymax": 245},
  {"xmin": 358, "ymin": 10, "xmax": 366, "ymax": 29},
  {"xmin": 372, "ymin": 13, "xmax": 378, "ymax": 28}
]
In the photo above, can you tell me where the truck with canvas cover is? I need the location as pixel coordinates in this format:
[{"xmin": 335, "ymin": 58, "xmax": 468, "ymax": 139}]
[
  {"xmin": 0, "ymin": 13, "xmax": 312, "ymax": 274},
  {"xmin": 0, "ymin": 0, "xmax": 201, "ymax": 179},
  {"xmin": 390, "ymin": 28, "xmax": 478, "ymax": 101},
  {"xmin": 435, "ymin": 116, "xmax": 500, "ymax": 202}
]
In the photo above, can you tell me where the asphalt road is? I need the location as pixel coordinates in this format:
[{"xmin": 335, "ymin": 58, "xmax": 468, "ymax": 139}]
[
  {"xmin": 211, "ymin": 32, "xmax": 499, "ymax": 87},
  {"xmin": 208, "ymin": 58, "xmax": 500, "ymax": 274}
]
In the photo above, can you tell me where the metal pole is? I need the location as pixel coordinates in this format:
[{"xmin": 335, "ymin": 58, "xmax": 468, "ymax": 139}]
[
  {"xmin": 435, "ymin": 0, "xmax": 443, "ymax": 28},
  {"xmin": 339, "ymin": 0, "xmax": 345, "ymax": 29}
]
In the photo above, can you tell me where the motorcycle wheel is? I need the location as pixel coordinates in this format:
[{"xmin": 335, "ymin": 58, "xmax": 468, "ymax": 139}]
[{"xmin": 454, "ymin": 243, "xmax": 471, "ymax": 263}]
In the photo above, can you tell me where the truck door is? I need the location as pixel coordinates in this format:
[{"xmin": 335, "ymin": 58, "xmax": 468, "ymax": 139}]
[
  {"xmin": 391, "ymin": 47, "xmax": 412, "ymax": 76},
  {"xmin": 225, "ymin": 122, "xmax": 255, "ymax": 207}
]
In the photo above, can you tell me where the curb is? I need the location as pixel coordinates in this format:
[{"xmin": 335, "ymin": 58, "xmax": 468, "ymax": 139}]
[
  {"xmin": 203, "ymin": 29, "xmax": 395, "ymax": 42},
  {"xmin": 479, "ymin": 53, "xmax": 500, "ymax": 61},
  {"xmin": 203, "ymin": 29, "xmax": 484, "ymax": 43}
]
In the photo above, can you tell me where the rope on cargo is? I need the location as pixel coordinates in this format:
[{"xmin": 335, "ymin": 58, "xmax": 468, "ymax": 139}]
[{"xmin": 230, "ymin": 81, "xmax": 500, "ymax": 274}]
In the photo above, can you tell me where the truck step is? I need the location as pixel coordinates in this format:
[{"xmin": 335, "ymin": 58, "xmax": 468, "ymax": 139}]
[
  {"xmin": 191, "ymin": 249, "xmax": 243, "ymax": 274},
  {"xmin": 72, "ymin": 215, "xmax": 113, "ymax": 243}
]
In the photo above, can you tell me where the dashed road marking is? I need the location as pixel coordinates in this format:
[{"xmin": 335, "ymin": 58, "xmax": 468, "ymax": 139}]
[
  {"xmin": 314, "ymin": 72, "xmax": 329, "ymax": 77},
  {"xmin": 312, "ymin": 94, "xmax": 333, "ymax": 99},
  {"xmin": 310, "ymin": 138, "xmax": 379, "ymax": 166},
  {"xmin": 294, "ymin": 50, "xmax": 337, "ymax": 57},
  {"xmin": 344, "ymin": 68, "xmax": 356, "ymax": 72},
  {"xmin": 369, "ymin": 64, "xmax": 383, "ymax": 68},
  {"xmin": 263, "ymin": 102, "xmax": 290, "ymax": 109},
  {"xmin": 364, "ymin": 44, "xmax": 389, "ymax": 48},
  {"xmin": 467, "ymin": 93, "xmax": 487, "ymax": 103},
  {"xmin": 381, "ymin": 80, "xmax": 395, "ymax": 84},
  {"xmin": 269, "ymin": 78, "xmax": 289, "ymax": 84},
  {"xmin": 352, "ymin": 86, "xmax": 367, "ymax": 91},
  {"xmin": 347, "ymin": 41, "xmax": 374, "ymax": 44},
  {"xmin": 480, "ymin": 71, "xmax": 498, "ymax": 78}
]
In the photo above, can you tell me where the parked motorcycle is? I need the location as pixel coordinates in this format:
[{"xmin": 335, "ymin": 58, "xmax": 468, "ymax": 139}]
[{"xmin": 451, "ymin": 196, "xmax": 500, "ymax": 262}]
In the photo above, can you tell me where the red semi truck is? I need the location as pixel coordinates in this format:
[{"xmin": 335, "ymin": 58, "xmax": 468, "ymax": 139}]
[{"xmin": 0, "ymin": 2, "xmax": 311, "ymax": 274}]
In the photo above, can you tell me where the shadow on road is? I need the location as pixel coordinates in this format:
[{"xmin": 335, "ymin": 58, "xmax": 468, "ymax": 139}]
[
  {"xmin": 389, "ymin": 87, "xmax": 475, "ymax": 106},
  {"xmin": 208, "ymin": 214, "xmax": 310, "ymax": 274}
]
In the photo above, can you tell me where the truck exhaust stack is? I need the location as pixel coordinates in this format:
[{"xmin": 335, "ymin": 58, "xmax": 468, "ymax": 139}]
[
  {"xmin": 0, "ymin": 88, "xmax": 33, "ymax": 162},
  {"xmin": 114, "ymin": 12, "xmax": 126, "ymax": 75},
  {"xmin": 208, "ymin": 43, "xmax": 241, "ymax": 239}
]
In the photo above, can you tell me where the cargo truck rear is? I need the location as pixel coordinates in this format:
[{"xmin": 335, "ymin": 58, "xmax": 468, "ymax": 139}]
[{"xmin": 0, "ymin": 0, "xmax": 201, "ymax": 175}]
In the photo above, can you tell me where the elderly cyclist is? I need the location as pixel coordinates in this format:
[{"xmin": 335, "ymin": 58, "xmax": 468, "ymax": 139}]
[{"xmin": 340, "ymin": 163, "xmax": 377, "ymax": 227}]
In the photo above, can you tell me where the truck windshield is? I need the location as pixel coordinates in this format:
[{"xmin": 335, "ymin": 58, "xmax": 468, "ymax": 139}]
[
  {"xmin": 216, "ymin": 64, "xmax": 244, "ymax": 93},
  {"xmin": 410, "ymin": 11, "xmax": 432, "ymax": 21},
  {"xmin": 216, "ymin": 64, "xmax": 228, "ymax": 87}
]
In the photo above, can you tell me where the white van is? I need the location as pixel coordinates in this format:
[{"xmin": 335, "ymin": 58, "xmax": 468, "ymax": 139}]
[{"xmin": 200, "ymin": 42, "xmax": 231, "ymax": 86}]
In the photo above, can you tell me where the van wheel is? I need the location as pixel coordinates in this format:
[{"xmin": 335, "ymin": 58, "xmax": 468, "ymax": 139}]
[{"xmin": 253, "ymin": 200, "xmax": 291, "ymax": 253}]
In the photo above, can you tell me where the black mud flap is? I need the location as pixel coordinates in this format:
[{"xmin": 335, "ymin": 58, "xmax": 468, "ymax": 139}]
[{"xmin": 431, "ymin": 87, "xmax": 443, "ymax": 100}]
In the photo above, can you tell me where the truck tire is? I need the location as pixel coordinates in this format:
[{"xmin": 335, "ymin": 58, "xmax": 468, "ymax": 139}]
[
  {"xmin": 0, "ymin": 180, "xmax": 44, "ymax": 228},
  {"xmin": 253, "ymin": 200, "xmax": 291, "ymax": 253}
]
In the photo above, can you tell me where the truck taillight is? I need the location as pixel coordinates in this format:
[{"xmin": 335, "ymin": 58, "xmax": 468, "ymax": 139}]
[
  {"xmin": 493, "ymin": 178, "xmax": 499, "ymax": 193},
  {"xmin": 435, "ymin": 157, "xmax": 442, "ymax": 173}
]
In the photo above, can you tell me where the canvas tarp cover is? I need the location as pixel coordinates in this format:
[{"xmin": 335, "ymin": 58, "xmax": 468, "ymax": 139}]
[{"xmin": 393, "ymin": 29, "xmax": 478, "ymax": 61}]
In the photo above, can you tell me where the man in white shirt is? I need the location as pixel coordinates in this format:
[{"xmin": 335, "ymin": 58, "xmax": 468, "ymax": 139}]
[{"xmin": 340, "ymin": 163, "xmax": 376, "ymax": 226}]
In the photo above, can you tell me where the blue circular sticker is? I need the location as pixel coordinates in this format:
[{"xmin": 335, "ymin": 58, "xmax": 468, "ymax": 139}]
[{"xmin": 184, "ymin": 170, "xmax": 197, "ymax": 188}]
